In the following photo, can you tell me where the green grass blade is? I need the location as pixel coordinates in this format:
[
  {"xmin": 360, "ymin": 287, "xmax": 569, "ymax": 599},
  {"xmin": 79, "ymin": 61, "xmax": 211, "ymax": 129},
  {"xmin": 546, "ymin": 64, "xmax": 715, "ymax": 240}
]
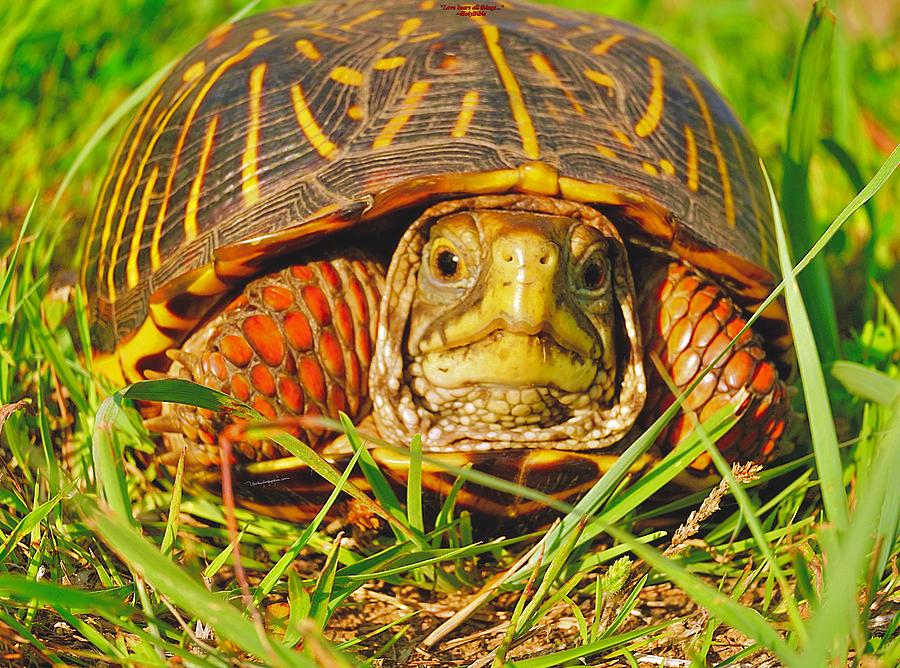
[
  {"xmin": 406, "ymin": 433, "xmax": 424, "ymax": 534},
  {"xmin": 767, "ymin": 164, "xmax": 850, "ymax": 532},
  {"xmin": 831, "ymin": 361, "xmax": 900, "ymax": 406},
  {"xmin": 781, "ymin": 2, "xmax": 838, "ymax": 362}
]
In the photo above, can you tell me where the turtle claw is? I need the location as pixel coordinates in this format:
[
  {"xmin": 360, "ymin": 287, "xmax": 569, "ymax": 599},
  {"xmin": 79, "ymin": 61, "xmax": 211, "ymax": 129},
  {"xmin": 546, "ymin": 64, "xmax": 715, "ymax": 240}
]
[
  {"xmin": 165, "ymin": 349, "xmax": 198, "ymax": 380},
  {"xmin": 143, "ymin": 415, "xmax": 182, "ymax": 435}
]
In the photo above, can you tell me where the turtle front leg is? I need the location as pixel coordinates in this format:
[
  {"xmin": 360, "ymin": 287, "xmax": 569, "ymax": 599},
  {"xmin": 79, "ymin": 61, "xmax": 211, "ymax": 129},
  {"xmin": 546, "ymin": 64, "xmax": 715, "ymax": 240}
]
[
  {"xmin": 155, "ymin": 255, "xmax": 383, "ymax": 472},
  {"xmin": 639, "ymin": 262, "xmax": 788, "ymax": 474}
]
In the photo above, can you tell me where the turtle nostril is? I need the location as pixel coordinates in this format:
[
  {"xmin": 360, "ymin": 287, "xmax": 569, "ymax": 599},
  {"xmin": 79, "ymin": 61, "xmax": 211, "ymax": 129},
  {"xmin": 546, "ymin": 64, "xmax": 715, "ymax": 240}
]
[
  {"xmin": 539, "ymin": 255, "xmax": 550, "ymax": 265},
  {"xmin": 503, "ymin": 253, "xmax": 513, "ymax": 262}
]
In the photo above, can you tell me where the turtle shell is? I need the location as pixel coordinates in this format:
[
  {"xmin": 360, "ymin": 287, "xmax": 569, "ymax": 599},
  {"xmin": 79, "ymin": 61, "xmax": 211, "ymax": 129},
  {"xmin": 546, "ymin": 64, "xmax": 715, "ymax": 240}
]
[{"xmin": 82, "ymin": 0, "xmax": 783, "ymax": 384}]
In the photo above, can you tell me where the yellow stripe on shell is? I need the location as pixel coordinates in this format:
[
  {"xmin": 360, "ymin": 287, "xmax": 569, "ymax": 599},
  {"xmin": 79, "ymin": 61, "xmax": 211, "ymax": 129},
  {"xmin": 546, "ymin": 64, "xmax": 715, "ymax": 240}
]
[
  {"xmin": 529, "ymin": 53, "xmax": 584, "ymax": 116},
  {"xmin": 634, "ymin": 56, "xmax": 664, "ymax": 137},
  {"xmin": 684, "ymin": 124, "xmax": 699, "ymax": 192},
  {"xmin": 374, "ymin": 56, "xmax": 406, "ymax": 70},
  {"xmin": 526, "ymin": 17, "xmax": 558, "ymax": 29},
  {"xmin": 595, "ymin": 144, "xmax": 617, "ymax": 159},
  {"xmin": 481, "ymin": 24, "xmax": 540, "ymax": 159},
  {"xmin": 398, "ymin": 17, "xmax": 422, "ymax": 36},
  {"xmin": 182, "ymin": 61, "xmax": 205, "ymax": 83},
  {"xmin": 584, "ymin": 68, "xmax": 615, "ymax": 92},
  {"xmin": 125, "ymin": 166, "xmax": 159, "ymax": 290},
  {"xmin": 241, "ymin": 62, "xmax": 267, "ymax": 207},
  {"xmin": 290, "ymin": 83, "xmax": 338, "ymax": 159},
  {"xmin": 451, "ymin": 90, "xmax": 479, "ymax": 138},
  {"xmin": 330, "ymin": 66, "xmax": 364, "ymax": 86},
  {"xmin": 185, "ymin": 114, "xmax": 219, "ymax": 241},
  {"xmin": 591, "ymin": 34, "xmax": 623, "ymax": 55},
  {"xmin": 409, "ymin": 31, "xmax": 441, "ymax": 43},
  {"xmin": 339, "ymin": 9, "xmax": 383, "ymax": 31},
  {"xmin": 373, "ymin": 81, "xmax": 430, "ymax": 149},
  {"xmin": 684, "ymin": 76, "xmax": 735, "ymax": 227},
  {"xmin": 294, "ymin": 39, "xmax": 321, "ymax": 60},
  {"xmin": 612, "ymin": 129, "xmax": 633, "ymax": 149},
  {"xmin": 659, "ymin": 158, "xmax": 675, "ymax": 176}
]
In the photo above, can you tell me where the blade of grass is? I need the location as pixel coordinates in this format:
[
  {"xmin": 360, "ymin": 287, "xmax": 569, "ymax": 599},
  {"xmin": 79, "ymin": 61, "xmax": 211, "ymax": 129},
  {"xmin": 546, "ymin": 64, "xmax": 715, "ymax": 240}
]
[
  {"xmin": 768, "ymin": 163, "xmax": 850, "ymax": 532},
  {"xmin": 781, "ymin": 1, "xmax": 838, "ymax": 362}
]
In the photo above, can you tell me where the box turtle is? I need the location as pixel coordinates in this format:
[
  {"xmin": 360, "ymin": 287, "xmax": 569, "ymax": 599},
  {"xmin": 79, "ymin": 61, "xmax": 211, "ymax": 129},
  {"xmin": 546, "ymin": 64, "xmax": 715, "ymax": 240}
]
[{"xmin": 82, "ymin": 0, "xmax": 791, "ymax": 523}]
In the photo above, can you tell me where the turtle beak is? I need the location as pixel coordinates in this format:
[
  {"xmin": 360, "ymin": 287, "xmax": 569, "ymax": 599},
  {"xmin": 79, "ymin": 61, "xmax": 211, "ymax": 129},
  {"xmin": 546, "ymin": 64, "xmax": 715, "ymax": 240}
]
[{"xmin": 482, "ymin": 228, "xmax": 559, "ymax": 333}]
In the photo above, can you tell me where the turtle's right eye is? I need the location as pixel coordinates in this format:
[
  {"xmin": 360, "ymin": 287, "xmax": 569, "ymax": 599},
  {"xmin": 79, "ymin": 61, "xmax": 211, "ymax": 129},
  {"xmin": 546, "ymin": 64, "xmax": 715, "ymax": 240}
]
[{"xmin": 430, "ymin": 239, "xmax": 466, "ymax": 281}]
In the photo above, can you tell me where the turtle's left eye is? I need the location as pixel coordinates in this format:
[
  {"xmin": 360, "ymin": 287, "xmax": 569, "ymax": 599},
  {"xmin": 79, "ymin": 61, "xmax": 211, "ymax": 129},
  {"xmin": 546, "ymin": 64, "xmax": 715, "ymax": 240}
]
[
  {"xmin": 578, "ymin": 252, "xmax": 608, "ymax": 292},
  {"xmin": 430, "ymin": 240, "xmax": 467, "ymax": 281}
]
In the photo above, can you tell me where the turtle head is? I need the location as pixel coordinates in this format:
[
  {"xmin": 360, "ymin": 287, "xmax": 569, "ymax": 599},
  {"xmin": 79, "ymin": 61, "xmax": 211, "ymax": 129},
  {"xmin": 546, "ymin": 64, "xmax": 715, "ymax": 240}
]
[{"xmin": 371, "ymin": 195, "xmax": 646, "ymax": 452}]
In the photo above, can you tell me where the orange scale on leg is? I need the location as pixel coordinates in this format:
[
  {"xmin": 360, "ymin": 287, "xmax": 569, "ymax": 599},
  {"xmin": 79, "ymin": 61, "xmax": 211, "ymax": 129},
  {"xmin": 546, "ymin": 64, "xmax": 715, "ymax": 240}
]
[
  {"xmin": 221, "ymin": 334, "xmax": 253, "ymax": 367},
  {"xmin": 283, "ymin": 350, "xmax": 297, "ymax": 374},
  {"xmin": 250, "ymin": 364, "xmax": 276, "ymax": 397},
  {"xmin": 299, "ymin": 356, "xmax": 327, "ymax": 403},
  {"xmin": 242, "ymin": 315, "xmax": 285, "ymax": 366},
  {"xmin": 711, "ymin": 300, "xmax": 733, "ymax": 324},
  {"xmin": 699, "ymin": 393, "xmax": 732, "ymax": 423},
  {"xmin": 225, "ymin": 294, "xmax": 249, "ymax": 312},
  {"xmin": 355, "ymin": 327, "xmax": 373, "ymax": 366},
  {"xmin": 702, "ymin": 332, "xmax": 732, "ymax": 368},
  {"xmin": 346, "ymin": 353, "xmax": 362, "ymax": 397},
  {"xmin": 724, "ymin": 350, "xmax": 754, "ymax": 390},
  {"xmin": 319, "ymin": 330, "xmax": 345, "ymax": 378},
  {"xmin": 302, "ymin": 285, "xmax": 331, "ymax": 326},
  {"xmin": 725, "ymin": 318, "xmax": 752, "ymax": 345},
  {"xmin": 684, "ymin": 370, "xmax": 717, "ymax": 411},
  {"xmin": 688, "ymin": 290, "xmax": 714, "ymax": 318},
  {"xmin": 291, "ymin": 265, "xmax": 314, "ymax": 281},
  {"xmin": 252, "ymin": 396, "xmax": 277, "ymax": 420},
  {"xmin": 672, "ymin": 349, "xmax": 701, "ymax": 386},
  {"xmin": 283, "ymin": 311, "xmax": 313, "ymax": 351},
  {"xmin": 666, "ymin": 317, "xmax": 693, "ymax": 360},
  {"xmin": 689, "ymin": 452, "xmax": 712, "ymax": 472},
  {"xmin": 207, "ymin": 352, "xmax": 228, "ymax": 381},
  {"xmin": 318, "ymin": 262, "xmax": 342, "ymax": 290},
  {"xmin": 750, "ymin": 362, "xmax": 776, "ymax": 394},
  {"xmin": 753, "ymin": 394, "xmax": 772, "ymax": 419},
  {"xmin": 333, "ymin": 301, "xmax": 355, "ymax": 346},
  {"xmin": 347, "ymin": 278, "xmax": 370, "ymax": 325},
  {"xmin": 278, "ymin": 376, "xmax": 305, "ymax": 413},
  {"xmin": 232, "ymin": 373, "xmax": 251, "ymax": 401},
  {"xmin": 328, "ymin": 385, "xmax": 348, "ymax": 415},
  {"xmin": 664, "ymin": 295, "xmax": 690, "ymax": 323},
  {"xmin": 691, "ymin": 312, "xmax": 720, "ymax": 347},
  {"xmin": 675, "ymin": 275, "xmax": 701, "ymax": 298},
  {"xmin": 771, "ymin": 420, "xmax": 785, "ymax": 440},
  {"xmin": 262, "ymin": 285, "xmax": 294, "ymax": 311}
]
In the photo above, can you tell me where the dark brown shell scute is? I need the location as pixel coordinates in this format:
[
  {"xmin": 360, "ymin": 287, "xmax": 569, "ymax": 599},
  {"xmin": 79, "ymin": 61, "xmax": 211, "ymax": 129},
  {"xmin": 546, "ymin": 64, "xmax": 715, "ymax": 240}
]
[{"xmin": 84, "ymin": 0, "xmax": 774, "ymax": 351}]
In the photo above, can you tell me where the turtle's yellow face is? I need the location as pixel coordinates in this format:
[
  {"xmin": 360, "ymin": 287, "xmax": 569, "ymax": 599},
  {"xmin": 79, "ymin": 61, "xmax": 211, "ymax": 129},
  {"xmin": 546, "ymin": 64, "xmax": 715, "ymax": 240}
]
[{"xmin": 372, "ymin": 195, "xmax": 646, "ymax": 453}]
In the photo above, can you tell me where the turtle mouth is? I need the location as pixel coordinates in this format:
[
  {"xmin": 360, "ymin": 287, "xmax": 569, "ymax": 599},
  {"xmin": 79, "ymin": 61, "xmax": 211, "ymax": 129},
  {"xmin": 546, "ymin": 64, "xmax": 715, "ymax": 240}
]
[{"xmin": 417, "ymin": 327, "xmax": 601, "ymax": 394}]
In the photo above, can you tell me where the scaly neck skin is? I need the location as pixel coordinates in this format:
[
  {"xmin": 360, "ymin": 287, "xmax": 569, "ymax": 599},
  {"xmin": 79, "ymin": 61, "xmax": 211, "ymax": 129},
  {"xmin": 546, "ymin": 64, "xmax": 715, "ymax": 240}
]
[{"xmin": 371, "ymin": 195, "xmax": 646, "ymax": 453}]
